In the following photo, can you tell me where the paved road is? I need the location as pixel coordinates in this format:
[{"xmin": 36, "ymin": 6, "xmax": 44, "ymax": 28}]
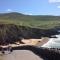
[{"xmin": 0, "ymin": 50, "xmax": 43, "ymax": 60}]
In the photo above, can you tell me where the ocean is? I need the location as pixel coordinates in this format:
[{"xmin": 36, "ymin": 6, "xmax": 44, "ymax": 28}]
[{"xmin": 41, "ymin": 34, "xmax": 60, "ymax": 48}]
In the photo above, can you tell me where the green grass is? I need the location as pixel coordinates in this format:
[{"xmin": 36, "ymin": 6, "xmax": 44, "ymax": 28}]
[
  {"xmin": 0, "ymin": 19, "xmax": 60, "ymax": 29},
  {"xmin": 0, "ymin": 12, "xmax": 60, "ymax": 29}
]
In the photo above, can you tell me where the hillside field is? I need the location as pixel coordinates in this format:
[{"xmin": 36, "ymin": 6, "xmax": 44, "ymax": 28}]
[{"xmin": 0, "ymin": 12, "xmax": 60, "ymax": 29}]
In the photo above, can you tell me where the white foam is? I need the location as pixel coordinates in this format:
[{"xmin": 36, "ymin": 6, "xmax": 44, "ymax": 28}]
[{"xmin": 41, "ymin": 34, "xmax": 60, "ymax": 48}]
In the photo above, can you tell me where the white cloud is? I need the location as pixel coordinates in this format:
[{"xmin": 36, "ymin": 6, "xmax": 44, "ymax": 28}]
[
  {"xmin": 28, "ymin": 13, "xmax": 32, "ymax": 15},
  {"xmin": 49, "ymin": 0, "xmax": 60, "ymax": 3},
  {"xmin": 6, "ymin": 9, "xmax": 12, "ymax": 12},
  {"xmin": 23, "ymin": 12, "xmax": 33, "ymax": 15},
  {"xmin": 57, "ymin": 6, "xmax": 60, "ymax": 8}
]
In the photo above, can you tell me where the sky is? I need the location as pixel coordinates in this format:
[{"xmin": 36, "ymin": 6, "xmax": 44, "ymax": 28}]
[{"xmin": 0, "ymin": 0, "xmax": 60, "ymax": 15}]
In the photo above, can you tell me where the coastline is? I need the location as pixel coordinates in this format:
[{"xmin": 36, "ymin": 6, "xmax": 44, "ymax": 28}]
[{"xmin": 0, "ymin": 37, "xmax": 49, "ymax": 48}]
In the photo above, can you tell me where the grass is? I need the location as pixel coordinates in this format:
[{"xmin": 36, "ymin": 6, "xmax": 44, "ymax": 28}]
[
  {"xmin": 0, "ymin": 12, "xmax": 60, "ymax": 29},
  {"xmin": 0, "ymin": 19, "xmax": 60, "ymax": 29}
]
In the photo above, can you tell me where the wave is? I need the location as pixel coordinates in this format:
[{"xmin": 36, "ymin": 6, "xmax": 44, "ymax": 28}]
[{"xmin": 41, "ymin": 34, "xmax": 60, "ymax": 48}]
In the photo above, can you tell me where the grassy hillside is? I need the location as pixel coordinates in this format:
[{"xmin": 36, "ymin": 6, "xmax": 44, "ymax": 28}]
[
  {"xmin": 0, "ymin": 12, "xmax": 60, "ymax": 29},
  {"xmin": 0, "ymin": 12, "xmax": 60, "ymax": 45}
]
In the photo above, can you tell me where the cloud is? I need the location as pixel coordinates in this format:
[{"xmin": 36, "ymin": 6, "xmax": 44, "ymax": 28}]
[
  {"xmin": 6, "ymin": 9, "xmax": 12, "ymax": 12},
  {"xmin": 23, "ymin": 12, "xmax": 33, "ymax": 15},
  {"xmin": 57, "ymin": 6, "xmax": 60, "ymax": 8},
  {"xmin": 49, "ymin": 0, "xmax": 60, "ymax": 3},
  {"xmin": 27, "ymin": 13, "xmax": 32, "ymax": 15}
]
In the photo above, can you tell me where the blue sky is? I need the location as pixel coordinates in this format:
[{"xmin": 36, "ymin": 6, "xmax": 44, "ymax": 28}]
[{"xmin": 0, "ymin": 0, "xmax": 60, "ymax": 15}]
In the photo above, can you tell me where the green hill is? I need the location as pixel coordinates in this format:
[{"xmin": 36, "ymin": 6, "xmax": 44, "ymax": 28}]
[
  {"xmin": 0, "ymin": 12, "xmax": 60, "ymax": 45},
  {"xmin": 0, "ymin": 12, "xmax": 60, "ymax": 29}
]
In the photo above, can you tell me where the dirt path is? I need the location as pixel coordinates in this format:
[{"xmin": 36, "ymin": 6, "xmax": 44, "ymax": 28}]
[{"xmin": 0, "ymin": 50, "xmax": 43, "ymax": 60}]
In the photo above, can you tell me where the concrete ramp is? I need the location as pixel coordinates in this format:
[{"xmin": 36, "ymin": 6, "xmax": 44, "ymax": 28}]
[{"xmin": 0, "ymin": 50, "xmax": 43, "ymax": 60}]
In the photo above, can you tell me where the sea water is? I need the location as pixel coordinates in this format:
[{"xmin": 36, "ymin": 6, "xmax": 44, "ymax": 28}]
[{"xmin": 41, "ymin": 34, "xmax": 60, "ymax": 48}]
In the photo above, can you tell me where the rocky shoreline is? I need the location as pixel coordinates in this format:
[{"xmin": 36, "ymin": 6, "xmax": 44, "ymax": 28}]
[{"xmin": 0, "ymin": 24, "xmax": 59, "ymax": 45}]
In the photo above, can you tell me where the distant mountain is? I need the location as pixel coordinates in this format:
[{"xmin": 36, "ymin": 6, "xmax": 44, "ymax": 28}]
[
  {"xmin": 0, "ymin": 12, "xmax": 60, "ymax": 21},
  {"xmin": 0, "ymin": 12, "xmax": 25, "ymax": 20},
  {"xmin": 0, "ymin": 12, "xmax": 60, "ymax": 29}
]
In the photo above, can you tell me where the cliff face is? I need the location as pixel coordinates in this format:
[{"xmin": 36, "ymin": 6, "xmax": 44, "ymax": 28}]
[{"xmin": 0, "ymin": 24, "xmax": 58, "ymax": 45}]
